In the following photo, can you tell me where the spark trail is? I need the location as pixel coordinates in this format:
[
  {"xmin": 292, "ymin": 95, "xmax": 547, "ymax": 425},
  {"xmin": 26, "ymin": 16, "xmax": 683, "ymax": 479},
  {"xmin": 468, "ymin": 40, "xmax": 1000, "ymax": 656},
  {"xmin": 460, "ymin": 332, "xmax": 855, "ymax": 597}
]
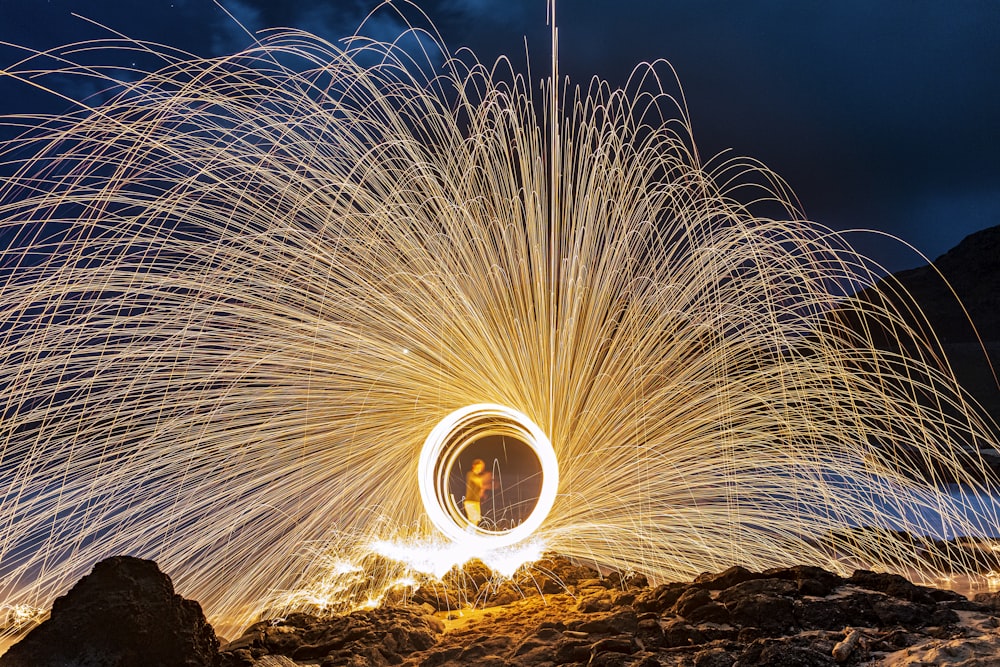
[{"xmin": 1, "ymin": 5, "xmax": 998, "ymax": 641}]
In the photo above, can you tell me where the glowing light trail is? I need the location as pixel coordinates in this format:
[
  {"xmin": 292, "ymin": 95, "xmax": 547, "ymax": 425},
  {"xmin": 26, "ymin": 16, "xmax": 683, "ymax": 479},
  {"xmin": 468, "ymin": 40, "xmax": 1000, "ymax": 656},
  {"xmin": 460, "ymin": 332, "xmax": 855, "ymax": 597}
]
[
  {"xmin": 0, "ymin": 3, "xmax": 998, "ymax": 643},
  {"xmin": 418, "ymin": 403, "xmax": 558, "ymax": 547}
]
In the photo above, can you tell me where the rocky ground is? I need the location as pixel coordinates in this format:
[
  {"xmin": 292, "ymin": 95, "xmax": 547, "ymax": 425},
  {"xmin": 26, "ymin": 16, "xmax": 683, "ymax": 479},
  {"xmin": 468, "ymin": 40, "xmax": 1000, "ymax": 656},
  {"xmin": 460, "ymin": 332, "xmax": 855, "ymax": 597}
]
[{"xmin": 6, "ymin": 555, "xmax": 1000, "ymax": 666}]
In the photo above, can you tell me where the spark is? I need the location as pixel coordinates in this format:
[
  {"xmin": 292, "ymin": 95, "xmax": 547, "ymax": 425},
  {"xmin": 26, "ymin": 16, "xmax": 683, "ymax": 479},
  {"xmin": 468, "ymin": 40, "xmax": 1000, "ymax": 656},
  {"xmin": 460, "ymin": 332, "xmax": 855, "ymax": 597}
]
[
  {"xmin": 0, "ymin": 605, "xmax": 44, "ymax": 634},
  {"xmin": 1, "ymin": 5, "xmax": 999, "ymax": 644},
  {"xmin": 370, "ymin": 537, "xmax": 546, "ymax": 580}
]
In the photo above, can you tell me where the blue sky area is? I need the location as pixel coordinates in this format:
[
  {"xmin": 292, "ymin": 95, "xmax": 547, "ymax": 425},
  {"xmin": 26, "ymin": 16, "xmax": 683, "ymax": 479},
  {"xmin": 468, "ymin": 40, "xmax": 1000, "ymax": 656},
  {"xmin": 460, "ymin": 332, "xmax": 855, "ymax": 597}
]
[{"xmin": 1, "ymin": 0, "xmax": 997, "ymax": 272}]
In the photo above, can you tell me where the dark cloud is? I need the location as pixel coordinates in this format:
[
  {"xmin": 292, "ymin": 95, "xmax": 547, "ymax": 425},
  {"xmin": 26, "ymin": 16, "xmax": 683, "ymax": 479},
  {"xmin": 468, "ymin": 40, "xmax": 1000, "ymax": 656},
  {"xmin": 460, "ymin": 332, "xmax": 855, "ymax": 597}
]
[{"xmin": 1, "ymin": 0, "xmax": 997, "ymax": 271}]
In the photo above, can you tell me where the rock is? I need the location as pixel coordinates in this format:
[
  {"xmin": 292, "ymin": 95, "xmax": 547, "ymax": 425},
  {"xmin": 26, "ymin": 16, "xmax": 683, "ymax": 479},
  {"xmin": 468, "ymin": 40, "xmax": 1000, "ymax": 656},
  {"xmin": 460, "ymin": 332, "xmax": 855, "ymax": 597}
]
[
  {"xmin": 880, "ymin": 632, "xmax": 1000, "ymax": 666},
  {"xmin": 797, "ymin": 578, "xmax": 832, "ymax": 597},
  {"xmin": 632, "ymin": 655, "xmax": 663, "ymax": 667},
  {"xmin": 847, "ymin": 569, "xmax": 936, "ymax": 603},
  {"xmin": 0, "ymin": 556, "xmax": 220, "ymax": 667},
  {"xmin": 586, "ymin": 653, "xmax": 634, "ymax": 667},
  {"xmin": 606, "ymin": 570, "xmax": 649, "ymax": 590},
  {"xmin": 605, "ymin": 607, "xmax": 638, "ymax": 635},
  {"xmin": 635, "ymin": 582, "xmax": 688, "ymax": 613},
  {"xmin": 612, "ymin": 589, "xmax": 638, "ymax": 608},
  {"xmin": 928, "ymin": 587, "xmax": 971, "ymax": 604},
  {"xmin": 736, "ymin": 638, "xmax": 837, "ymax": 666},
  {"xmin": 726, "ymin": 593, "xmax": 797, "ymax": 633},
  {"xmin": 694, "ymin": 565, "xmax": 759, "ymax": 590},
  {"xmin": 411, "ymin": 582, "xmax": 461, "ymax": 611},
  {"xmin": 484, "ymin": 581, "xmax": 520, "ymax": 607},
  {"xmin": 223, "ymin": 648, "xmax": 254, "ymax": 667},
  {"xmin": 717, "ymin": 578, "xmax": 798, "ymax": 605},
  {"xmin": 635, "ymin": 618, "xmax": 664, "ymax": 650},
  {"xmin": 694, "ymin": 646, "xmax": 736, "ymax": 667},
  {"xmin": 973, "ymin": 591, "xmax": 1000, "ymax": 611},
  {"xmin": 661, "ymin": 618, "xmax": 706, "ymax": 647},
  {"xmin": 575, "ymin": 616, "xmax": 614, "ymax": 634},
  {"xmin": 22, "ymin": 556, "xmax": 983, "ymax": 667},
  {"xmin": 761, "ymin": 566, "xmax": 843, "ymax": 596},
  {"xmin": 445, "ymin": 559, "xmax": 492, "ymax": 591},
  {"xmin": 222, "ymin": 606, "xmax": 441, "ymax": 665},
  {"xmin": 578, "ymin": 590, "xmax": 614, "ymax": 613},
  {"xmin": 509, "ymin": 642, "xmax": 555, "ymax": 665},
  {"xmin": 419, "ymin": 645, "xmax": 462, "ymax": 666},
  {"xmin": 459, "ymin": 635, "xmax": 512, "ymax": 661},
  {"xmin": 554, "ymin": 637, "xmax": 591, "ymax": 663},
  {"xmin": 673, "ymin": 587, "xmax": 713, "ymax": 618},
  {"xmin": 524, "ymin": 554, "xmax": 600, "ymax": 590},
  {"xmin": 569, "ymin": 607, "xmax": 638, "ymax": 636},
  {"xmin": 793, "ymin": 593, "xmax": 879, "ymax": 631},
  {"xmin": 699, "ymin": 623, "xmax": 740, "ymax": 643},
  {"xmin": 871, "ymin": 595, "xmax": 959, "ymax": 628},
  {"xmin": 686, "ymin": 601, "xmax": 731, "ymax": 625}
]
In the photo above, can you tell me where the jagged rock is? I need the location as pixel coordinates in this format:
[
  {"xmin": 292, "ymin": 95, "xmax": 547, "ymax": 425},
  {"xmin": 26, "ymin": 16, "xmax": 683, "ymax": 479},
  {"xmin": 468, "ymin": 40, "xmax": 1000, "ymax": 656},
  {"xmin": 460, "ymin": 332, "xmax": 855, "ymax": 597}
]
[
  {"xmin": 974, "ymin": 591, "xmax": 1000, "ymax": 611},
  {"xmin": 737, "ymin": 641, "xmax": 836, "ymax": 666},
  {"xmin": 221, "ymin": 606, "xmax": 440, "ymax": 666},
  {"xmin": 604, "ymin": 607, "xmax": 639, "ymax": 635},
  {"xmin": 11, "ymin": 554, "xmax": 1000, "ymax": 667},
  {"xmin": 606, "ymin": 570, "xmax": 649, "ymax": 590},
  {"xmin": 484, "ymin": 581, "xmax": 520, "ymax": 607},
  {"xmin": 761, "ymin": 565, "xmax": 844, "ymax": 597},
  {"xmin": 445, "ymin": 558, "xmax": 492, "ymax": 589},
  {"xmin": 694, "ymin": 646, "xmax": 736, "ymax": 667},
  {"xmin": 554, "ymin": 636, "xmax": 591, "ymax": 663},
  {"xmin": 411, "ymin": 582, "xmax": 462, "ymax": 611},
  {"xmin": 662, "ymin": 618, "xmax": 707, "ymax": 647},
  {"xmin": 635, "ymin": 616, "xmax": 664, "ymax": 649},
  {"xmin": 0, "ymin": 556, "xmax": 219, "ymax": 667},
  {"xmin": 524, "ymin": 555, "xmax": 600, "ymax": 590},
  {"xmin": 726, "ymin": 593, "xmax": 797, "ymax": 634},
  {"xmin": 717, "ymin": 578, "xmax": 798, "ymax": 605},
  {"xmin": 929, "ymin": 586, "xmax": 979, "ymax": 606},
  {"xmin": 577, "ymin": 589, "xmax": 615, "ymax": 614},
  {"xmin": 794, "ymin": 593, "xmax": 878, "ymax": 631},
  {"xmin": 509, "ymin": 636, "xmax": 555, "ymax": 665},
  {"xmin": 457, "ymin": 635, "xmax": 512, "ymax": 661},
  {"xmin": 694, "ymin": 565, "xmax": 759, "ymax": 590},
  {"xmin": 673, "ymin": 586, "xmax": 713, "ymax": 618},
  {"xmin": 612, "ymin": 589, "xmax": 639, "ymax": 608},
  {"xmin": 687, "ymin": 601, "xmax": 732, "ymax": 625},
  {"xmin": 635, "ymin": 582, "xmax": 688, "ymax": 613},
  {"xmin": 846, "ymin": 569, "xmax": 936, "ymax": 603}
]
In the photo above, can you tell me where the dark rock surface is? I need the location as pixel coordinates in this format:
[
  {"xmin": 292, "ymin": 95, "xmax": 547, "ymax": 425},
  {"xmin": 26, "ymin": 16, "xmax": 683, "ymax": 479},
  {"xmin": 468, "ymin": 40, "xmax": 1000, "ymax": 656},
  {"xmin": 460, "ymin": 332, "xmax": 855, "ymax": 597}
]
[
  {"xmin": 0, "ymin": 555, "xmax": 220, "ymax": 667},
  {"xmin": 841, "ymin": 224, "xmax": 1000, "ymax": 428},
  {"xmin": 880, "ymin": 225, "xmax": 1000, "ymax": 345},
  {"xmin": 7, "ymin": 554, "xmax": 1000, "ymax": 666},
  {"xmin": 220, "ymin": 607, "xmax": 443, "ymax": 666},
  {"xmin": 210, "ymin": 556, "xmax": 1000, "ymax": 666}
]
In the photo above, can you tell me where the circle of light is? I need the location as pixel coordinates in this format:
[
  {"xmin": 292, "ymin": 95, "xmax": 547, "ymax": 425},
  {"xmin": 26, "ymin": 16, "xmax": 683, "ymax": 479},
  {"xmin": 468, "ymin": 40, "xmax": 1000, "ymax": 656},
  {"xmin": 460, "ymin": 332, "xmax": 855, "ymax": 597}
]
[{"xmin": 418, "ymin": 404, "xmax": 558, "ymax": 548}]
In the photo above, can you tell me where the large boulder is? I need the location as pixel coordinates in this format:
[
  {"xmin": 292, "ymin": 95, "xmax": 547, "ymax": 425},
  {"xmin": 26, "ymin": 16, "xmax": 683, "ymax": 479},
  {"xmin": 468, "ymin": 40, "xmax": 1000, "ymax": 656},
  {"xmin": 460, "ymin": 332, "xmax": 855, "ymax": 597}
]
[{"xmin": 0, "ymin": 556, "xmax": 219, "ymax": 667}]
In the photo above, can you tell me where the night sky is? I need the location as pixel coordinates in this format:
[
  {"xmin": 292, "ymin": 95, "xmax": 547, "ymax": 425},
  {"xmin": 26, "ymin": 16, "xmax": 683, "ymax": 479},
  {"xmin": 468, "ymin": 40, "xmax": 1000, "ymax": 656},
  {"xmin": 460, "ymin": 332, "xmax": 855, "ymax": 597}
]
[{"xmin": 1, "ymin": 0, "xmax": 997, "ymax": 273}]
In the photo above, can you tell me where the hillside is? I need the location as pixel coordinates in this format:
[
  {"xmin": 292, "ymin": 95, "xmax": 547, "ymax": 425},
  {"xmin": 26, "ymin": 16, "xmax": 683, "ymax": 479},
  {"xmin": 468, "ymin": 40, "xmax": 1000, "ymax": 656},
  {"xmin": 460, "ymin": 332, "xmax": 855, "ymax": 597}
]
[{"xmin": 849, "ymin": 225, "xmax": 1000, "ymax": 425}]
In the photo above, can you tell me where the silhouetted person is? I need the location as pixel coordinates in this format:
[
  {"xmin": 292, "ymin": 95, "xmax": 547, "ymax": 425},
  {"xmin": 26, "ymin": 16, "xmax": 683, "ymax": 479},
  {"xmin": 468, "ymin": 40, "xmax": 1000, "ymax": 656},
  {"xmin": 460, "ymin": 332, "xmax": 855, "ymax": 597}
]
[{"xmin": 464, "ymin": 458, "xmax": 490, "ymax": 527}]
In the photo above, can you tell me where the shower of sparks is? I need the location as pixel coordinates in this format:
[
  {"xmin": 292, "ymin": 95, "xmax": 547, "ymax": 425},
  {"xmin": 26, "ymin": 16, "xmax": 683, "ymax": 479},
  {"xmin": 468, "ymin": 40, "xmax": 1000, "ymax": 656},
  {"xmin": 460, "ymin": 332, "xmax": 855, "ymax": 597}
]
[{"xmin": 1, "ymin": 6, "xmax": 1000, "ymax": 642}]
